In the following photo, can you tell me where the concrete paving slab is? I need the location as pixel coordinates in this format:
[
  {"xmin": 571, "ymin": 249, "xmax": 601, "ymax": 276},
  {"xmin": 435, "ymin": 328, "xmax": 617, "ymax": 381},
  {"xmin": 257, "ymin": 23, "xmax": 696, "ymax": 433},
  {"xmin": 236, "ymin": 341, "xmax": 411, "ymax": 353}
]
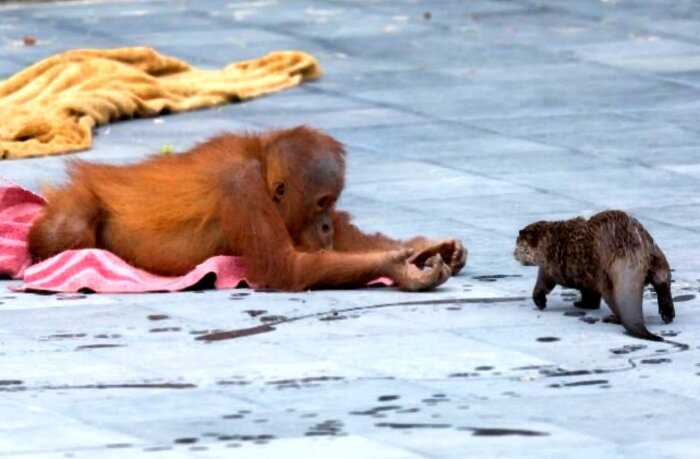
[{"xmin": 2, "ymin": 0, "xmax": 700, "ymax": 457}]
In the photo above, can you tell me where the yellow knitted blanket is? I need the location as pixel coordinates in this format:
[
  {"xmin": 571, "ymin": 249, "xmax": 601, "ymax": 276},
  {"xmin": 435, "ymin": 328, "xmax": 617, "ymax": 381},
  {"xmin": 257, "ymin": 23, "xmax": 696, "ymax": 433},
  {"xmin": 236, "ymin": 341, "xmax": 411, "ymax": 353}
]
[{"xmin": 0, "ymin": 47, "xmax": 321, "ymax": 159}]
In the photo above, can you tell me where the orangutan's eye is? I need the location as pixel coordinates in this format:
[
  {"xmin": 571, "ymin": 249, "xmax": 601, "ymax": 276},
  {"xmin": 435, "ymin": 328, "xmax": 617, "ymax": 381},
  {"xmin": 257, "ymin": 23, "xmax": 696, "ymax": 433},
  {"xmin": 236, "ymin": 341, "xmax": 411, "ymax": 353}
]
[
  {"xmin": 273, "ymin": 183, "xmax": 285, "ymax": 202},
  {"xmin": 317, "ymin": 194, "xmax": 334, "ymax": 211}
]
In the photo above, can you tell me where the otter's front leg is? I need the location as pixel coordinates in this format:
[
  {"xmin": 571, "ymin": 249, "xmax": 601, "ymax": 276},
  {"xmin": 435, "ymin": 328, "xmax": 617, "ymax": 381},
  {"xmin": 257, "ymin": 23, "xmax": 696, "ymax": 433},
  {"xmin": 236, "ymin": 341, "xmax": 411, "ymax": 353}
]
[
  {"xmin": 575, "ymin": 289, "xmax": 602, "ymax": 310},
  {"xmin": 533, "ymin": 268, "xmax": 556, "ymax": 310}
]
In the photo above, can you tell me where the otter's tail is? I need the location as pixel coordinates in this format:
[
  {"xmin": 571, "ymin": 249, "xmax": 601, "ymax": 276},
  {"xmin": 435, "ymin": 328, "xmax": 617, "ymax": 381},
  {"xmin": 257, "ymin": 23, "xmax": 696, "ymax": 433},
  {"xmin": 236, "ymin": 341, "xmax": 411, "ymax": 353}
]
[{"xmin": 610, "ymin": 258, "xmax": 663, "ymax": 342}]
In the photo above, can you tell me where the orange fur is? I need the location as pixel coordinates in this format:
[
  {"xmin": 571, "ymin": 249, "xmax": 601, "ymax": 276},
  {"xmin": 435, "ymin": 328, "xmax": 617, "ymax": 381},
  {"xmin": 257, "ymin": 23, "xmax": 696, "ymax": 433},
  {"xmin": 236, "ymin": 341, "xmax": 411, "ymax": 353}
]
[{"xmin": 28, "ymin": 126, "xmax": 461, "ymax": 291}]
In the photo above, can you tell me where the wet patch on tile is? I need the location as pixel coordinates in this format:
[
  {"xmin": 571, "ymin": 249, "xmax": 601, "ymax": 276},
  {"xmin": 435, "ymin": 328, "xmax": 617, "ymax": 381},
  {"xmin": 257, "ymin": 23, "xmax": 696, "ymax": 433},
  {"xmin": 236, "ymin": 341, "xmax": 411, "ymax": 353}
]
[
  {"xmin": 460, "ymin": 427, "xmax": 548, "ymax": 437},
  {"xmin": 640, "ymin": 358, "xmax": 672, "ymax": 364},
  {"xmin": 56, "ymin": 293, "xmax": 88, "ymax": 300},
  {"xmin": 75, "ymin": 344, "xmax": 125, "ymax": 350},
  {"xmin": 672, "ymin": 294, "xmax": 695, "ymax": 302},
  {"xmin": 147, "ymin": 314, "xmax": 170, "ymax": 321},
  {"xmin": 105, "ymin": 443, "xmax": 132, "ymax": 449},
  {"xmin": 610, "ymin": 344, "xmax": 647, "ymax": 355},
  {"xmin": 45, "ymin": 333, "xmax": 88, "ymax": 340},
  {"xmin": 196, "ymin": 325, "xmax": 276, "ymax": 342},
  {"xmin": 305, "ymin": 419, "xmax": 345, "ymax": 437},
  {"xmin": 472, "ymin": 274, "xmax": 522, "ymax": 282},
  {"xmin": 244, "ymin": 309, "xmax": 267, "ymax": 317},
  {"xmin": 375, "ymin": 422, "xmax": 452, "ymax": 429},
  {"xmin": 350, "ymin": 405, "xmax": 402, "ymax": 417},
  {"xmin": 259, "ymin": 315, "xmax": 288, "ymax": 323},
  {"xmin": 266, "ymin": 376, "xmax": 345, "ymax": 390},
  {"xmin": 230, "ymin": 292, "xmax": 251, "ymax": 300},
  {"xmin": 319, "ymin": 311, "xmax": 349, "ymax": 321},
  {"xmin": 173, "ymin": 437, "xmax": 198, "ymax": 445},
  {"xmin": 549, "ymin": 379, "xmax": 609, "ymax": 388}
]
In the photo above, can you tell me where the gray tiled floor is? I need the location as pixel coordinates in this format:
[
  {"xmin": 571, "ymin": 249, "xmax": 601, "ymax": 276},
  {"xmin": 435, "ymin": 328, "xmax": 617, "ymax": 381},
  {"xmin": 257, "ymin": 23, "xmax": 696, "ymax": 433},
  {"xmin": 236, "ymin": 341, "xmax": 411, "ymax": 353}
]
[{"xmin": 2, "ymin": 0, "xmax": 700, "ymax": 457}]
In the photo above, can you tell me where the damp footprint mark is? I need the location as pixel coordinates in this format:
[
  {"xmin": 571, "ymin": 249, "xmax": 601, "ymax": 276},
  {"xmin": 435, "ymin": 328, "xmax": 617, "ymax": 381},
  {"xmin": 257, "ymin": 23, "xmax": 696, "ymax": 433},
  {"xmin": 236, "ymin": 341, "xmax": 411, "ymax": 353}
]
[
  {"xmin": 56, "ymin": 293, "xmax": 87, "ymax": 300},
  {"xmin": 196, "ymin": 325, "xmax": 275, "ymax": 342},
  {"xmin": 266, "ymin": 376, "xmax": 344, "ymax": 389},
  {"xmin": 174, "ymin": 438, "xmax": 198, "ymax": 445},
  {"xmin": 319, "ymin": 313, "xmax": 348, "ymax": 321},
  {"xmin": 244, "ymin": 310, "xmax": 267, "ymax": 318},
  {"xmin": 540, "ymin": 369, "xmax": 594, "ymax": 378},
  {"xmin": 46, "ymin": 333, "xmax": 87, "ymax": 340},
  {"xmin": 473, "ymin": 274, "xmax": 522, "ymax": 282},
  {"xmin": 106, "ymin": 443, "xmax": 131, "ymax": 449},
  {"xmin": 305, "ymin": 420, "xmax": 345, "ymax": 437},
  {"xmin": 460, "ymin": 427, "xmax": 549, "ymax": 437},
  {"xmin": 672, "ymin": 294, "xmax": 695, "ymax": 302},
  {"xmin": 549, "ymin": 379, "xmax": 609, "ymax": 388},
  {"xmin": 641, "ymin": 358, "xmax": 672, "ymax": 365},
  {"xmin": 94, "ymin": 333, "xmax": 122, "ymax": 339},
  {"xmin": 75, "ymin": 344, "xmax": 125, "ymax": 351},
  {"xmin": 230, "ymin": 292, "xmax": 251, "ymax": 300},
  {"xmin": 610, "ymin": 344, "xmax": 647, "ymax": 355},
  {"xmin": 260, "ymin": 315, "xmax": 287, "ymax": 323},
  {"xmin": 147, "ymin": 314, "xmax": 170, "ymax": 321},
  {"xmin": 375, "ymin": 422, "xmax": 452, "ymax": 429},
  {"xmin": 350, "ymin": 405, "xmax": 402, "ymax": 416}
]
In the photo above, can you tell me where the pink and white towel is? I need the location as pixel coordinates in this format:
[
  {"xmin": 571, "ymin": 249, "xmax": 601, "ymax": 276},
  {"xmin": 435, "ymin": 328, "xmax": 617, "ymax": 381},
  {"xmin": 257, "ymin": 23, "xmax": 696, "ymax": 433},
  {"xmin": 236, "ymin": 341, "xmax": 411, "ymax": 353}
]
[{"xmin": 0, "ymin": 181, "xmax": 252, "ymax": 293}]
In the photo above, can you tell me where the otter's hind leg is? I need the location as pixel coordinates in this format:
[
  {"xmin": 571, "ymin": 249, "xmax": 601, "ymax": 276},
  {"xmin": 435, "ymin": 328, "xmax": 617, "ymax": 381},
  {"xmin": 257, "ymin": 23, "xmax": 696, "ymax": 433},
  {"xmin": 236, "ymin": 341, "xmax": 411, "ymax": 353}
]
[
  {"xmin": 575, "ymin": 289, "xmax": 601, "ymax": 310},
  {"xmin": 27, "ymin": 183, "xmax": 102, "ymax": 260},
  {"xmin": 649, "ymin": 252, "xmax": 675, "ymax": 324}
]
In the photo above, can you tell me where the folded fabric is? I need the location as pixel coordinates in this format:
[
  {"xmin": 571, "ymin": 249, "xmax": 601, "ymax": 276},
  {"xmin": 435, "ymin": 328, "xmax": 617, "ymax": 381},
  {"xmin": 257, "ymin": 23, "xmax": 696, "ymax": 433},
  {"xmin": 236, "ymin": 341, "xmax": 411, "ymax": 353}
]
[
  {"xmin": 0, "ymin": 47, "xmax": 321, "ymax": 159},
  {"xmin": 0, "ymin": 180, "xmax": 44, "ymax": 278},
  {"xmin": 0, "ymin": 182, "xmax": 391, "ymax": 293}
]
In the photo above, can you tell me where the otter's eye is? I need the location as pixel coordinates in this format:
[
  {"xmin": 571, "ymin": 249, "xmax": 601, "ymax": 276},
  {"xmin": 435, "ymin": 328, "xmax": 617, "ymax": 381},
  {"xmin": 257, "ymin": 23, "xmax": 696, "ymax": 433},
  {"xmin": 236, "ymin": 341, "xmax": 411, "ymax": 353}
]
[{"xmin": 273, "ymin": 183, "xmax": 285, "ymax": 202}]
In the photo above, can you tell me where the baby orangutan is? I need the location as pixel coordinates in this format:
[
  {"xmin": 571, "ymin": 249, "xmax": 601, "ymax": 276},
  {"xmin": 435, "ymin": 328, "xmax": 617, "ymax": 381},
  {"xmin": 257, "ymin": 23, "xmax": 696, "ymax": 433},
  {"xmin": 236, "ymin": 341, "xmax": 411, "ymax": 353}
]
[
  {"xmin": 28, "ymin": 126, "xmax": 467, "ymax": 292},
  {"xmin": 514, "ymin": 210, "xmax": 674, "ymax": 341}
]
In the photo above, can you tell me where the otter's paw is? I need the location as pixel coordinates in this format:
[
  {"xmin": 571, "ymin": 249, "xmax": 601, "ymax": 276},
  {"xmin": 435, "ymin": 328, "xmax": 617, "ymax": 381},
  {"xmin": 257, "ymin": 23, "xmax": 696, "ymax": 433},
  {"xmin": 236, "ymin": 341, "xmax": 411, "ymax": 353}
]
[
  {"xmin": 660, "ymin": 306, "xmax": 675, "ymax": 324},
  {"xmin": 658, "ymin": 298, "xmax": 675, "ymax": 324},
  {"xmin": 533, "ymin": 292, "xmax": 547, "ymax": 310},
  {"xmin": 574, "ymin": 300, "xmax": 600, "ymax": 310}
]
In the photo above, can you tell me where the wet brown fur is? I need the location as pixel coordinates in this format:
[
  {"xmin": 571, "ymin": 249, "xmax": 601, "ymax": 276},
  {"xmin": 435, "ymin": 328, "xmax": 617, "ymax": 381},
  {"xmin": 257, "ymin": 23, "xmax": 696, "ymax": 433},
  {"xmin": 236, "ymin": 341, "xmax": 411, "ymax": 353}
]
[
  {"xmin": 514, "ymin": 210, "xmax": 674, "ymax": 341},
  {"xmin": 28, "ymin": 126, "xmax": 466, "ymax": 291}
]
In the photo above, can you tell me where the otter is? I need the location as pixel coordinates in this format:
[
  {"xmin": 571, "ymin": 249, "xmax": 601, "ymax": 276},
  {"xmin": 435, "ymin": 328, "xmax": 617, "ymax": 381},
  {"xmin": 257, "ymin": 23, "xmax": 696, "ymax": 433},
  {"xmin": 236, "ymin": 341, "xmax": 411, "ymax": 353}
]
[{"xmin": 514, "ymin": 210, "xmax": 675, "ymax": 341}]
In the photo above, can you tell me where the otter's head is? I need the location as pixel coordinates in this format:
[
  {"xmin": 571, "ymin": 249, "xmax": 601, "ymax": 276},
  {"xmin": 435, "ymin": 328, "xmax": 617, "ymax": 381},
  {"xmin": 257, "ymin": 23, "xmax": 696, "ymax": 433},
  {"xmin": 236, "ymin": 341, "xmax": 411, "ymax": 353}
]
[{"xmin": 514, "ymin": 222, "xmax": 548, "ymax": 266}]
